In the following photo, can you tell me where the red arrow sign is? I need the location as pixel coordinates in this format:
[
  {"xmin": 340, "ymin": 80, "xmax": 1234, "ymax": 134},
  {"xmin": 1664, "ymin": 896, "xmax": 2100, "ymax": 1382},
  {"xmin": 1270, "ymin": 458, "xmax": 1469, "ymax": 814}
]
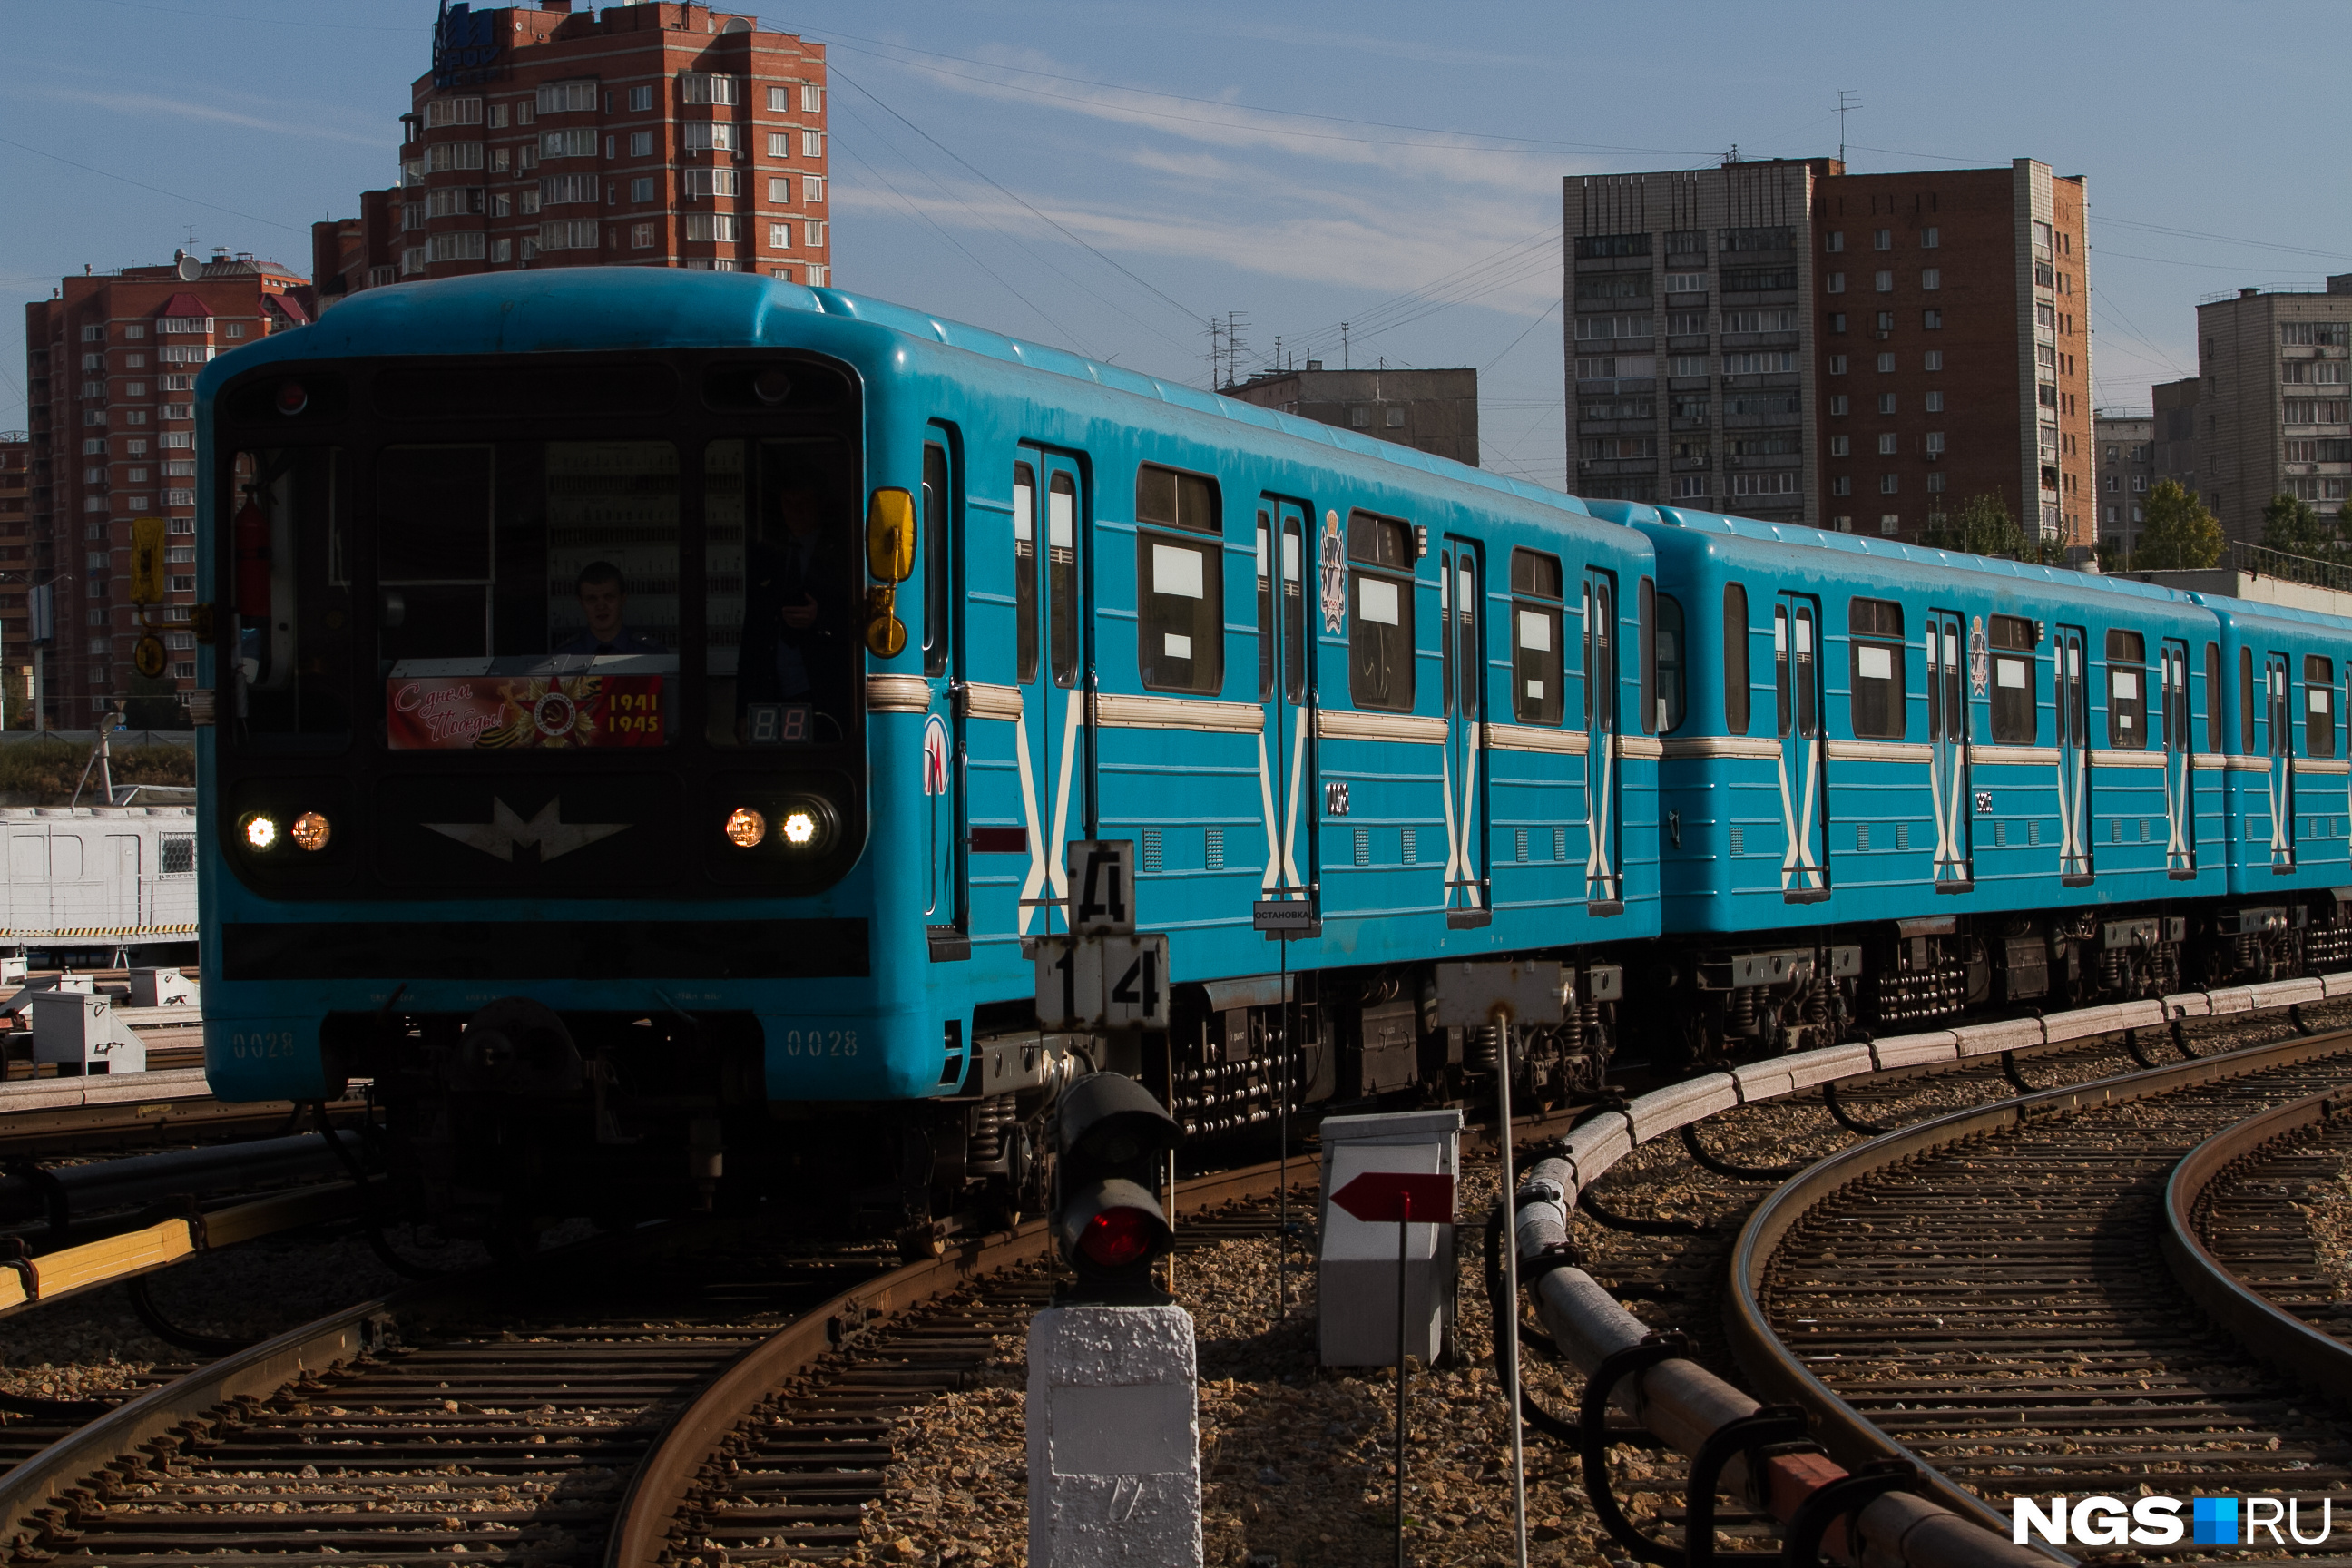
[{"xmin": 1331, "ymin": 1171, "xmax": 1456, "ymax": 1225}]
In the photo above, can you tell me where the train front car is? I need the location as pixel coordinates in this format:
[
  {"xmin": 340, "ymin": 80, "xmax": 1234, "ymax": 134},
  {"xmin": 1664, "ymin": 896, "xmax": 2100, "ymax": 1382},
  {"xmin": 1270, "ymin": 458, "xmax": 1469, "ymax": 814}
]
[{"xmin": 196, "ymin": 271, "xmax": 946, "ymax": 1240}]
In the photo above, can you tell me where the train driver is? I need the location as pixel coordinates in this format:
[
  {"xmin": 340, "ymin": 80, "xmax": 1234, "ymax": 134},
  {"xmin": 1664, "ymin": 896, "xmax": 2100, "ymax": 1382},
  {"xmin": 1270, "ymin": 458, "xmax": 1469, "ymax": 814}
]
[{"xmin": 556, "ymin": 561, "xmax": 667, "ymax": 656}]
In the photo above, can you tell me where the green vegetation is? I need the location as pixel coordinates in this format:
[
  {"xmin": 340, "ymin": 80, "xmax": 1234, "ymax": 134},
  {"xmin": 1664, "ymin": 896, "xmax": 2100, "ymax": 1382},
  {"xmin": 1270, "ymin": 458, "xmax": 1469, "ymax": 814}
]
[
  {"xmin": 2128, "ymin": 479, "xmax": 2226, "ymax": 571},
  {"xmin": 1917, "ymin": 493, "xmax": 2066, "ymax": 564},
  {"xmin": 0, "ymin": 741, "xmax": 194, "ymax": 806}
]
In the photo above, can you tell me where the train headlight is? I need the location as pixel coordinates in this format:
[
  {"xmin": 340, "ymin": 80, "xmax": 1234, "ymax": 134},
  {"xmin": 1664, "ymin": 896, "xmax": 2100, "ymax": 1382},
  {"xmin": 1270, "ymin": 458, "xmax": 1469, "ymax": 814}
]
[
  {"xmin": 290, "ymin": 811, "xmax": 332, "ymax": 852},
  {"xmin": 240, "ymin": 812, "xmax": 281, "ymax": 851},
  {"xmin": 774, "ymin": 796, "xmax": 838, "ymax": 851},
  {"xmin": 781, "ymin": 809, "xmax": 818, "ymax": 846},
  {"xmin": 723, "ymin": 807, "xmax": 768, "ymax": 848}
]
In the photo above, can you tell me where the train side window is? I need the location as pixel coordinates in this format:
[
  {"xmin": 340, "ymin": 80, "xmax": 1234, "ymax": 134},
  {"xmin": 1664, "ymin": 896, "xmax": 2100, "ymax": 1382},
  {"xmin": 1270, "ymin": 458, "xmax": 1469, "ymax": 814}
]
[
  {"xmin": 1847, "ymin": 595, "xmax": 1905, "ymax": 740},
  {"xmin": 2308, "ymin": 652, "xmax": 2337, "ymax": 759},
  {"xmin": 1256, "ymin": 510, "xmax": 1274, "ymax": 701},
  {"xmin": 1012, "ymin": 463, "xmax": 1038, "ymax": 684},
  {"xmin": 1444, "ymin": 551, "xmax": 1478, "ymax": 720},
  {"xmin": 1282, "ymin": 514, "xmax": 1307, "ymax": 703},
  {"xmin": 1047, "ymin": 472, "xmax": 1079, "ymax": 689},
  {"xmin": 920, "ymin": 441, "xmax": 950, "ymax": 678},
  {"xmin": 1638, "ymin": 577, "xmax": 1660, "ymax": 734},
  {"xmin": 1723, "ymin": 583, "xmax": 1750, "ymax": 735},
  {"xmin": 1348, "ymin": 510, "xmax": 1415, "ymax": 712},
  {"xmin": 1655, "ymin": 591, "xmax": 1685, "ymax": 731},
  {"xmin": 2206, "ymin": 642, "xmax": 2223, "ymax": 753},
  {"xmin": 1510, "ymin": 547, "xmax": 1563, "ymax": 725},
  {"xmin": 2106, "ymin": 628, "xmax": 2146, "ymax": 749},
  {"xmin": 1134, "ymin": 464, "xmax": 1221, "ymax": 695},
  {"xmin": 1990, "ymin": 613, "xmax": 2035, "ymax": 744},
  {"xmin": 2239, "ymin": 644, "xmax": 2255, "ymax": 752}
]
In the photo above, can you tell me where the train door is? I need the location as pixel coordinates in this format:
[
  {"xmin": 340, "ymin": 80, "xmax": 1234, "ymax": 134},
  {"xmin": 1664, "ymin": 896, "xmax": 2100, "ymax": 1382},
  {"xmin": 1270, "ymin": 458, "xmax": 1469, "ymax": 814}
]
[
  {"xmin": 1773, "ymin": 592, "xmax": 1828, "ymax": 901},
  {"xmin": 921, "ymin": 438, "xmax": 962, "ymax": 944},
  {"xmin": 1582, "ymin": 568, "xmax": 1622, "ymax": 910},
  {"xmin": 1256, "ymin": 499, "xmax": 1314, "ymax": 911},
  {"xmin": 1926, "ymin": 608, "xmax": 1972, "ymax": 887},
  {"xmin": 2268, "ymin": 650, "xmax": 2295, "ymax": 871},
  {"xmin": 1013, "ymin": 446, "xmax": 1091, "ymax": 934},
  {"xmin": 2161, "ymin": 638, "xmax": 2195, "ymax": 877},
  {"xmin": 2055, "ymin": 625, "xmax": 2092, "ymax": 883},
  {"xmin": 1440, "ymin": 538, "xmax": 1486, "ymax": 925}
]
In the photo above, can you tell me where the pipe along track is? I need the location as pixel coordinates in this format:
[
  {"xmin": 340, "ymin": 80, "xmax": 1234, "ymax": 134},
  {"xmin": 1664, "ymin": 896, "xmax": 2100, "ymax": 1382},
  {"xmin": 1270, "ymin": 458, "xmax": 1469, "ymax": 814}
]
[
  {"xmin": 7, "ymin": 976, "xmax": 2348, "ymax": 1567},
  {"xmin": 1728, "ymin": 1029, "xmax": 2352, "ymax": 1563}
]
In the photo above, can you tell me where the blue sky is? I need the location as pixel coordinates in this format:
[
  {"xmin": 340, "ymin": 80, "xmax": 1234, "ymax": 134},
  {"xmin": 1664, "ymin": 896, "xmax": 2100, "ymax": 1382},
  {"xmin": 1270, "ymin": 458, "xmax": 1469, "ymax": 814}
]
[{"xmin": 5, "ymin": 0, "xmax": 2349, "ymax": 488}]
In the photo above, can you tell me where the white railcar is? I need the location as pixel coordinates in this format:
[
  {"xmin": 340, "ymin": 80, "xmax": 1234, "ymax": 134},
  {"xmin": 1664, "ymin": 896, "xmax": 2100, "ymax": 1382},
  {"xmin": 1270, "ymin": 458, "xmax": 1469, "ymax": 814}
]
[{"xmin": 0, "ymin": 807, "xmax": 198, "ymax": 954}]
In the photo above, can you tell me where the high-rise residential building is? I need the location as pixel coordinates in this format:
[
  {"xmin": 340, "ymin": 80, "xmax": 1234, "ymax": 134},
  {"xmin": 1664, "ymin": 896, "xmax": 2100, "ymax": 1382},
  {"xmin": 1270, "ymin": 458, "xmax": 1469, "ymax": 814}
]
[
  {"xmin": 0, "ymin": 434, "xmax": 27, "ymax": 718},
  {"xmin": 2151, "ymin": 377, "xmax": 2202, "ymax": 500},
  {"xmin": 2093, "ymin": 408, "xmax": 2155, "ymax": 556},
  {"xmin": 1223, "ymin": 365, "xmax": 1480, "ymax": 466},
  {"xmin": 1564, "ymin": 156, "xmax": 2094, "ymax": 548},
  {"xmin": 21, "ymin": 251, "xmax": 311, "ymax": 726},
  {"xmin": 315, "ymin": 1, "xmax": 830, "ymax": 309},
  {"xmin": 2188, "ymin": 277, "xmax": 2352, "ymax": 544}
]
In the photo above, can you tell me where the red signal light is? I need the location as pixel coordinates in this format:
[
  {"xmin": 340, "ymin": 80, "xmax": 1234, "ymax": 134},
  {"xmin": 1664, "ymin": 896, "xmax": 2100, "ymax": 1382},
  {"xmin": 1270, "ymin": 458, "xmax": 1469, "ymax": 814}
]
[
  {"xmin": 275, "ymin": 381, "xmax": 309, "ymax": 416},
  {"xmin": 1078, "ymin": 1206, "xmax": 1153, "ymax": 1269}
]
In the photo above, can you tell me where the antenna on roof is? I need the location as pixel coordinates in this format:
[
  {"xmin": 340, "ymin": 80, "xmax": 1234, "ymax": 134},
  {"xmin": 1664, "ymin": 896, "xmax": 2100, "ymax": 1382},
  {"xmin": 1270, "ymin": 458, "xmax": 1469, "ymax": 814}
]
[{"xmin": 1838, "ymin": 90, "xmax": 1862, "ymax": 165}]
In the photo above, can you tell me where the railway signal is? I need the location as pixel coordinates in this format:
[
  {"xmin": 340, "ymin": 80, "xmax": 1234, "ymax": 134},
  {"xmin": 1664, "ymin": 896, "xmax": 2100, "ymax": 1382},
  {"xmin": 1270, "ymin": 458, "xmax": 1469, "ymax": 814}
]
[{"xmin": 1050, "ymin": 1071, "xmax": 1183, "ymax": 1301}]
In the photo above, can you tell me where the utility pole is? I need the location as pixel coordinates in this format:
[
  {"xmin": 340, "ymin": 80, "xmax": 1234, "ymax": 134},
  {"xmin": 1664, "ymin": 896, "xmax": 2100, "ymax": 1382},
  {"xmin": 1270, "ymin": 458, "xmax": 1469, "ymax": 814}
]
[
  {"xmin": 1838, "ymin": 90, "xmax": 1862, "ymax": 165},
  {"xmin": 1341, "ymin": 322, "xmax": 1350, "ymax": 370}
]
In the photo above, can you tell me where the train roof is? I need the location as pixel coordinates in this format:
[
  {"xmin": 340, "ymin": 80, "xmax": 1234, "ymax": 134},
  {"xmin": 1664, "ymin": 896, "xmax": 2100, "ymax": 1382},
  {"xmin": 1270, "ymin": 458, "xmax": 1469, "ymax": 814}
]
[{"xmin": 209, "ymin": 268, "xmax": 1596, "ymax": 526}]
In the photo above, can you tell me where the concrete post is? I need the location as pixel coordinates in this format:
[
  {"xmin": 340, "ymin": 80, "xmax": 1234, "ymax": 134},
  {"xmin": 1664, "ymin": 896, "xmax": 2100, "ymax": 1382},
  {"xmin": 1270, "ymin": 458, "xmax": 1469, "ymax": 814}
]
[{"xmin": 1026, "ymin": 1303, "xmax": 1201, "ymax": 1567}]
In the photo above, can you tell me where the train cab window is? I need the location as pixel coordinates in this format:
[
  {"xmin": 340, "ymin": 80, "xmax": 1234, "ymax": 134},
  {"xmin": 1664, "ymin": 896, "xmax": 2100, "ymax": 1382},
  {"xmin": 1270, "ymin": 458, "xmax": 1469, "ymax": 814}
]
[
  {"xmin": 1990, "ymin": 614, "xmax": 2036, "ymax": 744},
  {"xmin": 1012, "ymin": 464, "xmax": 1040, "ymax": 685},
  {"xmin": 706, "ymin": 437, "xmax": 857, "ymax": 746},
  {"xmin": 2240, "ymin": 645, "xmax": 2256, "ymax": 753},
  {"xmin": 1847, "ymin": 595, "xmax": 1905, "ymax": 740},
  {"xmin": 1723, "ymin": 583, "xmax": 1750, "ymax": 735},
  {"xmin": 376, "ymin": 439, "xmax": 685, "ymax": 749},
  {"xmin": 1133, "ymin": 464, "xmax": 1221, "ymax": 695},
  {"xmin": 1653, "ymin": 585, "xmax": 1685, "ymax": 731},
  {"xmin": 2308, "ymin": 652, "xmax": 2337, "ymax": 759},
  {"xmin": 1510, "ymin": 547, "xmax": 1563, "ymax": 725},
  {"xmin": 1048, "ymin": 473, "xmax": 1080, "ymax": 689},
  {"xmin": 920, "ymin": 442, "xmax": 951, "ymax": 678},
  {"xmin": 1348, "ymin": 511, "xmax": 1415, "ymax": 712},
  {"xmin": 1638, "ymin": 577, "xmax": 1660, "ymax": 734},
  {"xmin": 2206, "ymin": 642, "xmax": 2224, "ymax": 753},
  {"xmin": 2106, "ymin": 629, "xmax": 2146, "ymax": 749},
  {"xmin": 226, "ymin": 446, "xmax": 350, "ymax": 741}
]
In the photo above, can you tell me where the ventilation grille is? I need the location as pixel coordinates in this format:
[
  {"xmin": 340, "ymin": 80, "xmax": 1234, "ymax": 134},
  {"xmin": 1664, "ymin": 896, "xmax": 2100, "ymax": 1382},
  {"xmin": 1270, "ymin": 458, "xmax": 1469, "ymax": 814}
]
[{"xmin": 1204, "ymin": 825, "xmax": 1224, "ymax": 871}]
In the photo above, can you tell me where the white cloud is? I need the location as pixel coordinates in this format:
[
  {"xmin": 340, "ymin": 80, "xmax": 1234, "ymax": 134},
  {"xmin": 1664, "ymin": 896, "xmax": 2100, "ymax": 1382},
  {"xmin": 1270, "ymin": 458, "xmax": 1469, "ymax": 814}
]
[{"xmin": 6, "ymin": 84, "xmax": 381, "ymax": 146}]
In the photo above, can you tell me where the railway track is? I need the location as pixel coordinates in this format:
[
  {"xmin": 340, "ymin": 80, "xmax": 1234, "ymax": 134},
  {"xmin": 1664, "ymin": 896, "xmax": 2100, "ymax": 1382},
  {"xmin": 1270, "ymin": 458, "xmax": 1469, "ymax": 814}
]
[{"xmin": 1732, "ymin": 1028, "xmax": 2352, "ymax": 1549}]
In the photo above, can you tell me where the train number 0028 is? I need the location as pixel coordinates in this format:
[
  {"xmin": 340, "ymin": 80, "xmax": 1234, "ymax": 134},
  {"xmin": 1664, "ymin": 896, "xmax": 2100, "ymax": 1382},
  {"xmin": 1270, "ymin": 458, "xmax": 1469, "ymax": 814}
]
[{"xmin": 780, "ymin": 1029, "xmax": 858, "ymax": 1057}]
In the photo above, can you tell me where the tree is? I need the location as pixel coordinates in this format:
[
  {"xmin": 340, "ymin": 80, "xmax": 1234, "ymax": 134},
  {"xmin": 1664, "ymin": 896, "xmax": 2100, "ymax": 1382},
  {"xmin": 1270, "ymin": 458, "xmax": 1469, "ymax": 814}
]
[
  {"xmin": 2133, "ymin": 479, "xmax": 2225, "ymax": 571},
  {"xmin": 1918, "ymin": 492, "xmax": 2066, "ymax": 563},
  {"xmin": 2261, "ymin": 491, "xmax": 2335, "ymax": 560}
]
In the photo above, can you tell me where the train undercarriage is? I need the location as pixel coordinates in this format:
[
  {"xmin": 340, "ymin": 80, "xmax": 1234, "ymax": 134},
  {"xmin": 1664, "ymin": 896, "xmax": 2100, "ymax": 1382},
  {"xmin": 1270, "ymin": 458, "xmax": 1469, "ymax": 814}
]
[{"xmin": 333, "ymin": 888, "xmax": 2352, "ymax": 1249}]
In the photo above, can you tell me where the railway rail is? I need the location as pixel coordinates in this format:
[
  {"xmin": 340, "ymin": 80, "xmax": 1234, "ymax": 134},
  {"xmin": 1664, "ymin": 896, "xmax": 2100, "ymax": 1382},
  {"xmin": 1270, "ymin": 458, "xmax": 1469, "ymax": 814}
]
[
  {"xmin": 7, "ymin": 978, "xmax": 2350, "ymax": 1567},
  {"xmin": 1729, "ymin": 1030, "xmax": 2352, "ymax": 1559}
]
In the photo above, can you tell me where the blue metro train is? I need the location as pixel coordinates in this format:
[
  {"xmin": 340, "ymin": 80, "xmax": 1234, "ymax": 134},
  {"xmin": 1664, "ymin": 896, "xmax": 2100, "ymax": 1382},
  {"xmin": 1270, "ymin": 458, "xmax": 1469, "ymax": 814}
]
[{"xmin": 194, "ymin": 270, "xmax": 2352, "ymax": 1239}]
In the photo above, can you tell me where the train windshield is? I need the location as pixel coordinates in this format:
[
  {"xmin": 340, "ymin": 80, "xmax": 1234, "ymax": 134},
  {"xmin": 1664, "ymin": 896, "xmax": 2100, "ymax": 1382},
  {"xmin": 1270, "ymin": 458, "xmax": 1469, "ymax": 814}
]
[{"xmin": 222, "ymin": 430, "xmax": 859, "ymax": 753}]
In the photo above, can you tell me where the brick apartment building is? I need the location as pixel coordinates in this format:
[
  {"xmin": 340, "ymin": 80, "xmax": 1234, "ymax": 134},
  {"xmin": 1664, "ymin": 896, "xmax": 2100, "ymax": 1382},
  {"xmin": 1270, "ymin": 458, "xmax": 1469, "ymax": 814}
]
[
  {"xmin": 21, "ymin": 252, "xmax": 311, "ymax": 727},
  {"xmin": 0, "ymin": 435, "xmax": 26, "ymax": 720},
  {"xmin": 1224, "ymin": 365, "xmax": 1480, "ymax": 466},
  {"xmin": 2160, "ymin": 277, "xmax": 2352, "ymax": 546},
  {"xmin": 316, "ymin": 0, "xmax": 830, "ymax": 305},
  {"xmin": 1565, "ymin": 157, "xmax": 2093, "ymax": 548}
]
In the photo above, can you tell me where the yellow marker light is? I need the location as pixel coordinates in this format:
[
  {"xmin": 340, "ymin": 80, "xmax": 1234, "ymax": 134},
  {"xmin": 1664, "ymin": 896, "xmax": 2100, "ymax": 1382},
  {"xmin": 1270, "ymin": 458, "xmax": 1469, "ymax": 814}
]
[
  {"xmin": 242, "ymin": 813, "xmax": 280, "ymax": 850},
  {"xmin": 290, "ymin": 811, "xmax": 331, "ymax": 852},
  {"xmin": 781, "ymin": 809, "xmax": 818, "ymax": 846},
  {"xmin": 724, "ymin": 807, "xmax": 768, "ymax": 848}
]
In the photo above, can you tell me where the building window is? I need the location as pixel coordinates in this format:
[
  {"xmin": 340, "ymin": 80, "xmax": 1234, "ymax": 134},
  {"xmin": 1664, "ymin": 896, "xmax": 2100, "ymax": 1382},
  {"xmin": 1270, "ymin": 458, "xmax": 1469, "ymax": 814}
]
[
  {"xmin": 803, "ymin": 83, "xmax": 824, "ymax": 113},
  {"xmin": 1877, "ymin": 433, "xmax": 1899, "ymax": 456},
  {"xmin": 623, "ymin": 176, "xmax": 650, "ymax": 202},
  {"xmin": 541, "ymin": 128, "xmax": 594, "ymax": 159},
  {"xmin": 1829, "ymin": 395, "xmax": 1848, "ymax": 416},
  {"xmin": 537, "ymin": 220, "xmax": 599, "ymax": 250},
  {"xmin": 1874, "ymin": 270, "xmax": 1894, "ymax": 292},
  {"xmin": 425, "ymin": 95, "xmax": 483, "ymax": 128},
  {"xmin": 1923, "ymin": 309, "xmax": 1944, "ymax": 329},
  {"xmin": 769, "ymin": 267, "xmax": 793, "ymax": 282},
  {"xmin": 1878, "ymin": 393, "xmax": 1896, "ymax": 415},
  {"xmin": 629, "ymin": 131, "xmax": 653, "ymax": 158},
  {"xmin": 806, "ymin": 265, "xmax": 828, "ymax": 286},
  {"xmin": 805, "ymin": 220, "xmax": 826, "ymax": 247},
  {"xmin": 537, "ymin": 80, "xmax": 595, "ymax": 114},
  {"xmin": 630, "ymin": 222, "xmax": 654, "ymax": 249},
  {"xmin": 426, "ymin": 232, "xmax": 486, "ymax": 262},
  {"xmin": 1825, "ymin": 230, "xmax": 1845, "ymax": 252},
  {"xmin": 1829, "ymin": 311, "xmax": 1847, "ymax": 333},
  {"xmin": 806, "ymin": 176, "xmax": 825, "ymax": 203},
  {"xmin": 1925, "ymin": 391, "xmax": 1945, "ymax": 414},
  {"xmin": 769, "ymin": 222, "xmax": 793, "ymax": 250},
  {"xmin": 1831, "ymin": 475, "xmax": 1852, "ymax": 495},
  {"xmin": 1921, "ymin": 268, "xmax": 1941, "ymax": 290},
  {"xmin": 1665, "ymin": 271, "xmax": 1706, "ymax": 294},
  {"xmin": 542, "ymin": 173, "xmax": 599, "ymax": 204},
  {"xmin": 519, "ymin": 190, "xmax": 541, "ymax": 214},
  {"xmin": 1879, "ymin": 514, "xmax": 1899, "ymax": 535},
  {"xmin": 1826, "ymin": 271, "xmax": 1845, "ymax": 294},
  {"xmin": 1925, "ymin": 431, "xmax": 1945, "ymax": 456},
  {"xmin": 801, "ymin": 130, "xmax": 825, "ymax": 158},
  {"xmin": 1873, "ymin": 229, "xmax": 1893, "ymax": 251},
  {"xmin": 1923, "ymin": 350, "xmax": 1943, "ymax": 371},
  {"xmin": 1349, "ymin": 407, "xmax": 1370, "ymax": 428},
  {"xmin": 491, "ymin": 238, "xmax": 512, "ymax": 263},
  {"xmin": 679, "ymin": 73, "xmax": 740, "ymax": 105},
  {"xmin": 1828, "ymin": 354, "xmax": 1848, "ymax": 375},
  {"xmin": 683, "ymin": 122, "xmax": 738, "ymax": 152},
  {"xmin": 1672, "ymin": 475, "xmax": 1709, "ymax": 498},
  {"xmin": 1874, "ymin": 311, "xmax": 1894, "ymax": 332},
  {"xmin": 1386, "ymin": 407, "xmax": 1406, "ymax": 428},
  {"xmin": 1926, "ymin": 472, "xmax": 1946, "ymax": 494},
  {"xmin": 629, "ymin": 85, "xmax": 653, "ymax": 112},
  {"xmin": 1877, "ymin": 352, "xmax": 1896, "ymax": 373},
  {"xmin": 1880, "ymin": 474, "xmax": 1899, "ymax": 495},
  {"xmin": 426, "ymin": 142, "xmax": 485, "ymax": 172},
  {"xmin": 769, "ymin": 176, "xmax": 793, "ymax": 202},
  {"xmin": 2132, "ymin": 474, "xmax": 2147, "ymax": 492},
  {"xmin": 767, "ymin": 132, "xmax": 791, "ymax": 159},
  {"xmin": 683, "ymin": 213, "xmax": 740, "ymax": 241},
  {"xmin": 1828, "ymin": 436, "xmax": 1849, "ymax": 456},
  {"xmin": 682, "ymin": 168, "xmax": 740, "ymax": 197}
]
